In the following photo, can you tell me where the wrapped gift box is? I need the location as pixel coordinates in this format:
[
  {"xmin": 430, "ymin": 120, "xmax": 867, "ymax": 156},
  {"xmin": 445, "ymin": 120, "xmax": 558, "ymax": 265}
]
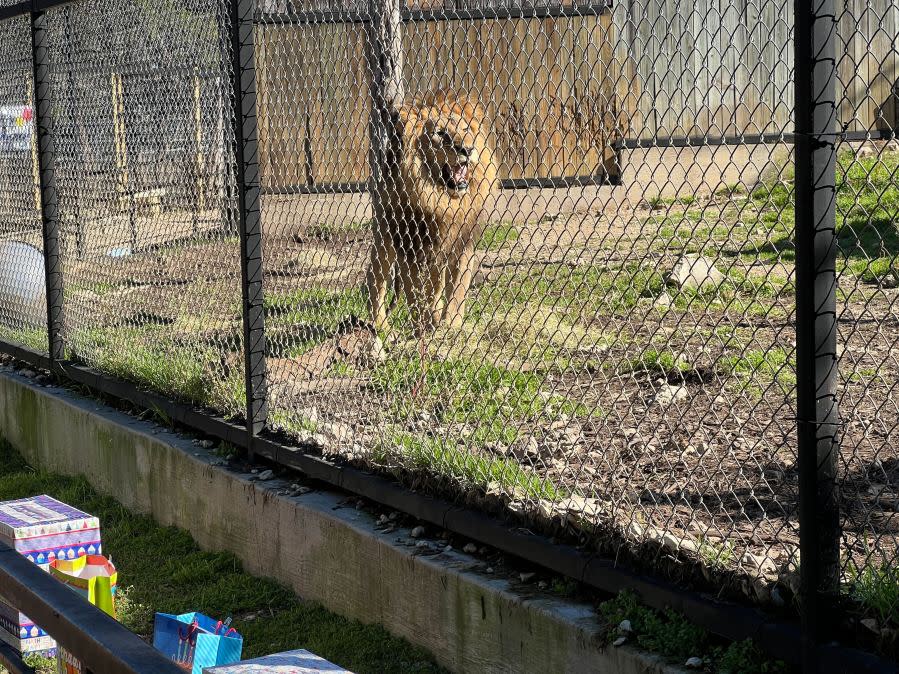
[
  {"xmin": 203, "ymin": 650, "xmax": 353, "ymax": 673},
  {"xmin": 0, "ymin": 495, "xmax": 102, "ymax": 656}
]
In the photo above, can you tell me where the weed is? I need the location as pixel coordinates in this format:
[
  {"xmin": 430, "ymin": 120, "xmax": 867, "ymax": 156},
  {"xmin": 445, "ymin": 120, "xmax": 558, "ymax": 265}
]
[
  {"xmin": 376, "ymin": 431, "xmax": 563, "ymax": 500},
  {"xmin": 599, "ymin": 591, "xmax": 791, "ymax": 672},
  {"xmin": 698, "ymin": 536, "xmax": 737, "ymax": 569},
  {"xmin": 550, "ymin": 576, "xmax": 579, "ymax": 597},
  {"xmin": 846, "ymin": 558, "xmax": 899, "ymax": 626}
]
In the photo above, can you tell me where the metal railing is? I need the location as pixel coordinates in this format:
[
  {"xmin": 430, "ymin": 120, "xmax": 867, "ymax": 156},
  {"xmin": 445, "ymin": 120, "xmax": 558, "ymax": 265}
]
[{"xmin": 0, "ymin": 542, "xmax": 183, "ymax": 674}]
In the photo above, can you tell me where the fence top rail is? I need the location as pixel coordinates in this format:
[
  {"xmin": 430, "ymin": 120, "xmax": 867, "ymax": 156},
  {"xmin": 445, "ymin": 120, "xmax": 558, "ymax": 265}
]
[
  {"xmin": 0, "ymin": 0, "xmax": 78, "ymax": 22},
  {"xmin": 0, "ymin": 541, "xmax": 185, "ymax": 674},
  {"xmin": 256, "ymin": 1, "xmax": 611, "ymax": 25}
]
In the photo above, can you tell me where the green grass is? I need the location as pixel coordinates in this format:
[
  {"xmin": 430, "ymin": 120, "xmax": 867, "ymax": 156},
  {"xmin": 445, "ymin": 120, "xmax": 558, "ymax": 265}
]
[
  {"xmin": 0, "ymin": 442, "xmax": 444, "ymax": 674},
  {"xmin": 599, "ymin": 591, "xmax": 792, "ymax": 673},
  {"xmin": 377, "ymin": 431, "xmax": 563, "ymax": 500},
  {"xmin": 370, "ymin": 357, "xmax": 587, "ymax": 445},
  {"xmin": 0, "ymin": 325, "xmax": 48, "ymax": 354},
  {"xmin": 470, "ymin": 262, "xmax": 666, "ymax": 321},
  {"xmin": 650, "ymin": 150, "xmax": 899, "ymax": 285},
  {"xmin": 304, "ymin": 220, "xmax": 370, "ymax": 241},
  {"xmin": 719, "ymin": 348, "xmax": 796, "ymax": 397},
  {"xmin": 70, "ymin": 326, "xmax": 246, "ymax": 419},
  {"xmin": 615, "ymin": 348, "xmax": 691, "ymax": 376},
  {"xmin": 265, "ymin": 287, "xmax": 367, "ymax": 329},
  {"xmin": 698, "ymin": 537, "xmax": 738, "ymax": 570},
  {"xmin": 478, "ymin": 223, "xmax": 519, "ymax": 251},
  {"xmin": 262, "ymin": 286, "xmax": 371, "ymax": 358},
  {"xmin": 846, "ymin": 558, "xmax": 899, "ymax": 627}
]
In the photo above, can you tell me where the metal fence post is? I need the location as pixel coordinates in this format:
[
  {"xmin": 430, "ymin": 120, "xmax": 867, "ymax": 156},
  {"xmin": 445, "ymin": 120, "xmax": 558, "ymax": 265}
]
[
  {"xmin": 31, "ymin": 8, "xmax": 64, "ymax": 364},
  {"xmin": 794, "ymin": 0, "xmax": 840, "ymax": 667},
  {"xmin": 230, "ymin": 0, "xmax": 268, "ymax": 457}
]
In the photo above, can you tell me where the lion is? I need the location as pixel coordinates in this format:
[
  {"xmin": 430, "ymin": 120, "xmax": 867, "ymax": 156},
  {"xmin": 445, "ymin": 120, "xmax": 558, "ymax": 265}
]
[{"xmin": 366, "ymin": 90, "xmax": 498, "ymax": 335}]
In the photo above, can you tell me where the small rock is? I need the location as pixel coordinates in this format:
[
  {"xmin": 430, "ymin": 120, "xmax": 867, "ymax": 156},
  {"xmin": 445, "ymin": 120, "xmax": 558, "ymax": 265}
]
[
  {"xmin": 290, "ymin": 486, "xmax": 312, "ymax": 496},
  {"xmin": 668, "ymin": 254, "xmax": 725, "ymax": 291},
  {"xmin": 685, "ymin": 657, "xmax": 703, "ymax": 668},
  {"xmin": 861, "ymin": 618, "xmax": 880, "ymax": 634},
  {"xmin": 443, "ymin": 545, "xmax": 453, "ymax": 553},
  {"xmin": 199, "ymin": 439, "xmax": 215, "ymax": 449},
  {"xmin": 618, "ymin": 619, "xmax": 632, "ymax": 634},
  {"xmin": 524, "ymin": 436, "xmax": 540, "ymax": 458},
  {"xmin": 250, "ymin": 468, "xmax": 259, "ymax": 475},
  {"xmin": 519, "ymin": 572, "xmax": 536, "ymax": 583},
  {"xmin": 486, "ymin": 567, "xmax": 494, "ymax": 574},
  {"xmin": 210, "ymin": 459, "xmax": 227, "ymax": 467},
  {"xmin": 653, "ymin": 383, "xmax": 688, "ymax": 407},
  {"xmin": 378, "ymin": 514, "xmax": 390, "ymax": 525},
  {"xmin": 415, "ymin": 540, "xmax": 429, "ymax": 549},
  {"xmin": 538, "ymin": 581, "xmax": 548, "ymax": 590},
  {"xmin": 463, "ymin": 543, "xmax": 478, "ymax": 554},
  {"xmin": 653, "ymin": 292, "xmax": 673, "ymax": 308},
  {"xmin": 257, "ymin": 470, "xmax": 274, "ymax": 481},
  {"xmin": 410, "ymin": 525, "xmax": 426, "ymax": 539},
  {"xmin": 20, "ymin": 369, "xmax": 35, "ymax": 378},
  {"xmin": 388, "ymin": 511, "xmax": 399, "ymax": 521},
  {"xmin": 612, "ymin": 636, "xmax": 627, "ymax": 647},
  {"xmin": 856, "ymin": 141, "xmax": 877, "ymax": 159}
]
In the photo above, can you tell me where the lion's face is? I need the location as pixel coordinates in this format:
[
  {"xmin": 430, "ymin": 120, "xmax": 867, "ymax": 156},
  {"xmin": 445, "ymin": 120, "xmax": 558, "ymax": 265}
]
[
  {"xmin": 418, "ymin": 113, "xmax": 481, "ymax": 197},
  {"xmin": 388, "ymin": 93, "xmax": 497, "ymax": 215}
]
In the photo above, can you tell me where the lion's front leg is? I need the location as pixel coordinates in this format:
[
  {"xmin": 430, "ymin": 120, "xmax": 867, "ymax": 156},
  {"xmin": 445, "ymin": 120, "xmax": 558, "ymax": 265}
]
[
  {"xmin": 443, "ymin": 237, "xmax": 475, "ymax": 328},
  {"xmin": 366, "ymin": 225, "xmax": 396, "ymax": 331}
]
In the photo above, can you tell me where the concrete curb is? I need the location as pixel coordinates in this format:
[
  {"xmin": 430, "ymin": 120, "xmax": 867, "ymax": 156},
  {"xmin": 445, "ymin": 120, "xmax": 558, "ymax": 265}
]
[{"xmin": 0, "ymin": 368, "xmax": 685, "ymax": 674}]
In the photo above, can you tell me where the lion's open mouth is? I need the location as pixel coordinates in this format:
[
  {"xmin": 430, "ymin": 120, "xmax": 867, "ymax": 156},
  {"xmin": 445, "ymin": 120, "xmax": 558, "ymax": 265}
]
[{"xmin": 442, "ymin": 162, "xmax": 470, "ymax": 192}]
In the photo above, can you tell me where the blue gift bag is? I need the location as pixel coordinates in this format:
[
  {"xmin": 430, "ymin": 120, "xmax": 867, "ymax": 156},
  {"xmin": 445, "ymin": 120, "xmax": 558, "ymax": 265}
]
[{"xmin": 153, "ymin": 612, "xmax": 243, "ymax": 674}]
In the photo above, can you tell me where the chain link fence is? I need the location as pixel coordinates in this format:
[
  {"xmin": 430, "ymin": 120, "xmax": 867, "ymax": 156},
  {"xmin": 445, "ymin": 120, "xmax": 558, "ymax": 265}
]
[{"xmin": 0, "ymin": 0, "xmax": 896, "ymax": 665}]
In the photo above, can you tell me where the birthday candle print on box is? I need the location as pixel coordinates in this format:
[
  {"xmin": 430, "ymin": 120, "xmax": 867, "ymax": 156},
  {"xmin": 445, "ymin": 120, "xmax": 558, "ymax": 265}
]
[{"xmin": 0, "ymin": 495, "xmax": 103, "ymax": 656}]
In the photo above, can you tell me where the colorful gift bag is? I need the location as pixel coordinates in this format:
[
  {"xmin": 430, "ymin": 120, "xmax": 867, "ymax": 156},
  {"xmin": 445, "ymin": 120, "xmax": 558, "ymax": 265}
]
[
  {"xmin": 49, "ymin": 555, "xmax": 118, "ymax": 674},
  {"xmin": 49, "ymin": 555, "xmax": 117, "ymax": 618},
  {"xmin": 153, "ymin": 612, "xmax": 242, "ymax": 674},
  {"xmin": 202, "ymin": 649, "xmax": 353, "ymax": 673}
]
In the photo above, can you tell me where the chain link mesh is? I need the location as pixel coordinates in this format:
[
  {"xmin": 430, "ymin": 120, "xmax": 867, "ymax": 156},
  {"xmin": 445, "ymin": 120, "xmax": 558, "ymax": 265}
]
[
  {"xmin": 255, "ymin": 0, "xmax": 803, "ymax": 605},
  {"xmin": 0, "ymin": 0, "xmax": 896, "ymax": 650},
  {"xmin": 0, "ymin": 16, "xmax": 46, "ymax": 350},
  {"xmin": 46, "ymin": 0, "xmax": 244, "ymax": 418},
  {"xmin": 835, "ymin": 0, "xmax": 899, "ymax": 637}
]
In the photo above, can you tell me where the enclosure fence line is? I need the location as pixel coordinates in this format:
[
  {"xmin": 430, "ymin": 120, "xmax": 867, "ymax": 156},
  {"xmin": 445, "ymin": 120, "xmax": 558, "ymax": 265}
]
[{"xmin": 0, "ymin": 0, "xmax": 895, "ymax": 671}]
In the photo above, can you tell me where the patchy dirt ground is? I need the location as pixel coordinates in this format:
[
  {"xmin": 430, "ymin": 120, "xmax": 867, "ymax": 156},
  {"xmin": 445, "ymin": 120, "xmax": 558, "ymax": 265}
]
[{"xmin": 3, "ymin": 143, "xmax": 895, "ymax": 622}]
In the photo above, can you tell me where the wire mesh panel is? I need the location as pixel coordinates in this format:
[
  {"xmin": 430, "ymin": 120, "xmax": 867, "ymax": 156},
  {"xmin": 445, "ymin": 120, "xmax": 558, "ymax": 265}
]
[
  {"xmin": 47, "ymin": 0, "xmax": 245, "ymax": 419},
  {"xmin": 0, "ymin": 16, "xmax": 46, "ymax": 351},
  {"xmin": 255, "ymin": 0, "xmax": 807, "ymax": 606},
  {"xmin": 835, "ymin": 0, "xmax": 899, "ymax": 641}
]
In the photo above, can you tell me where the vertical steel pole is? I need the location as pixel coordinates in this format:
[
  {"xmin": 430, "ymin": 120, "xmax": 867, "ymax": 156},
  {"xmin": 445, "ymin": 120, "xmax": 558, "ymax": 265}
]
[
  {"xmin": 794, "ymin": 0, "xmax": 840, "ymax": 667},
  {"xmin": 230, "ymin": 0, "xmax": 268, "ymax": 457},
  {"xmin": 31, "ymin": 9, "xmax": 64, "ymax": 364}
]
